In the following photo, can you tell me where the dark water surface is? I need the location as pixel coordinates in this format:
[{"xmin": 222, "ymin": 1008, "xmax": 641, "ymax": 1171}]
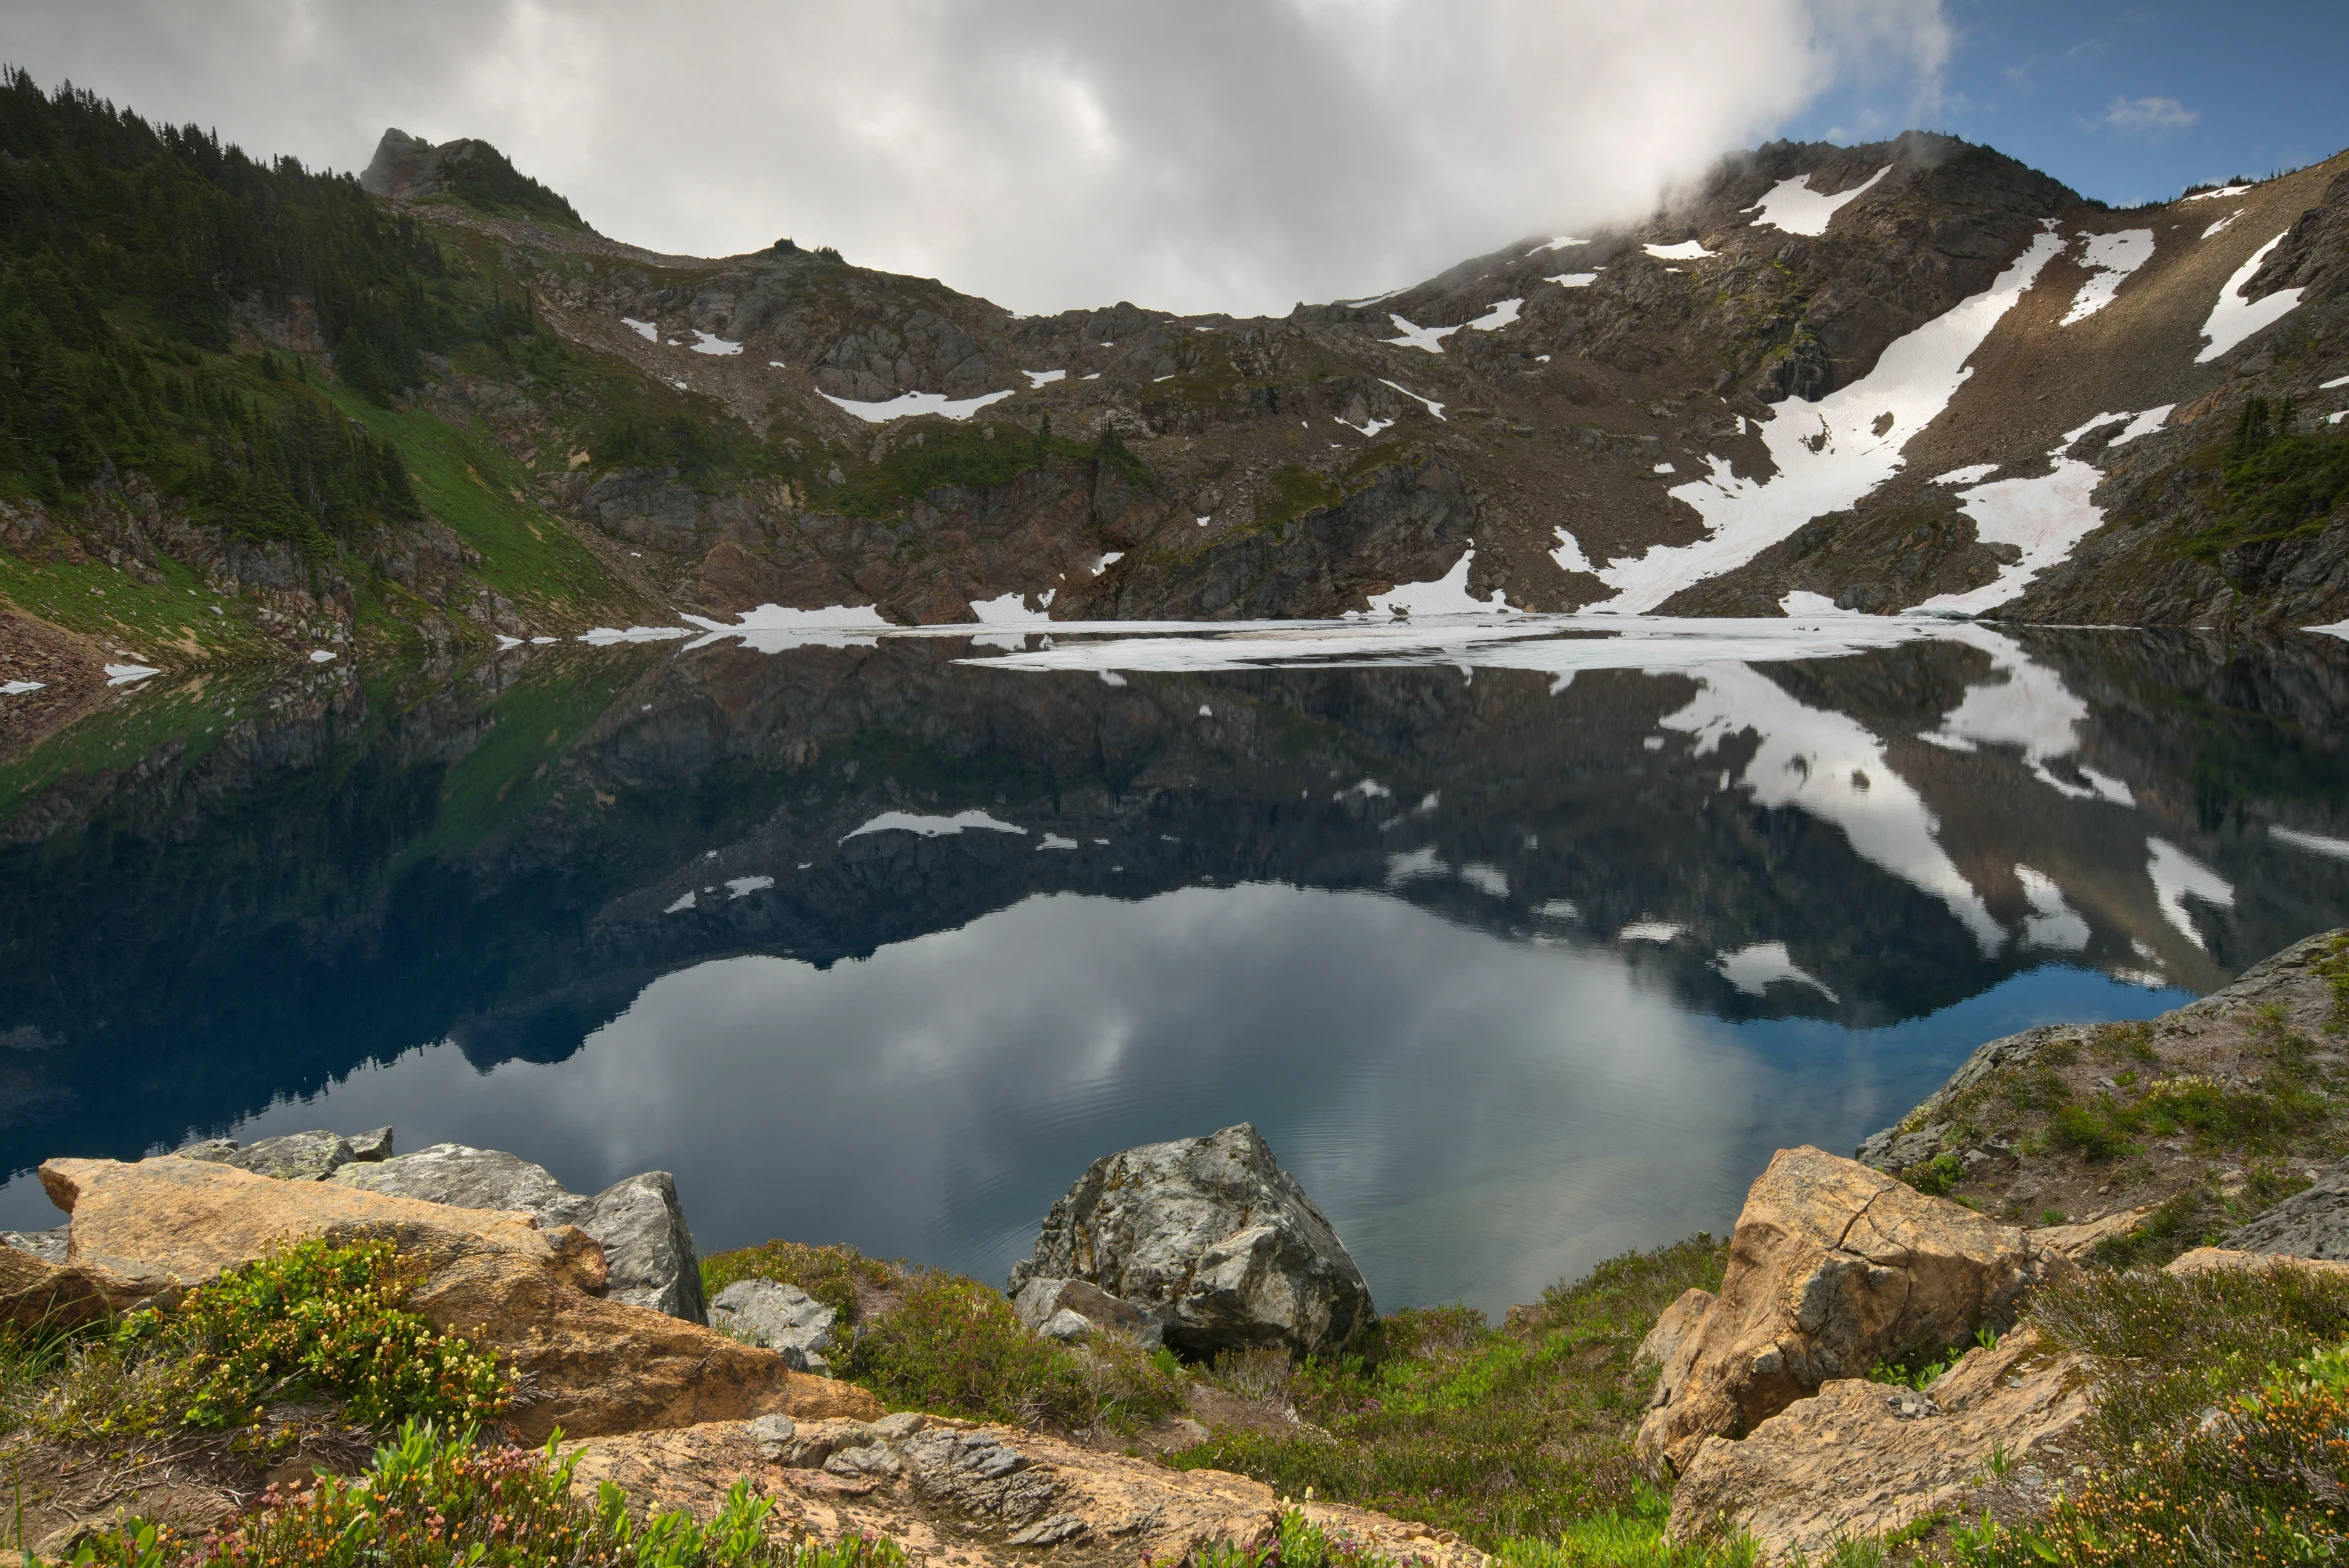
[{"xmin": 5, "ymin": 618, "xmax": 2348, "ymax": 1315}]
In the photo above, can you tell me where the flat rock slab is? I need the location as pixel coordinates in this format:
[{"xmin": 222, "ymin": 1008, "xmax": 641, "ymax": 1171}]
[
  {"xmin": 2221, "ymin": 1170, "xmax": 2349, "ymax": 1260},
  {"xmin": 38, "ymin": 1156, "xmax": 874, "ymax": 1441},
  {"xmin": 1667, "ymin": 1329, "xmax": 2096, "ymax": 1563},
  {"xmin": 565, "ymin": 1417, "xmax": 1482, "ymax": 1568}
]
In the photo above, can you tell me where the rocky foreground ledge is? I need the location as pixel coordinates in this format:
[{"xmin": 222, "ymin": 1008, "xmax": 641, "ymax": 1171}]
[{"xmin": 7, "ymin": 935, "xmax": 2349, "ymax": 1564}]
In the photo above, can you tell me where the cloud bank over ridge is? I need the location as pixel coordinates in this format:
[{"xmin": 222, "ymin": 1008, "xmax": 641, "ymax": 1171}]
[{"xmin": 7, "ymin": 0, "xmax": 1950, "ymax": 316}]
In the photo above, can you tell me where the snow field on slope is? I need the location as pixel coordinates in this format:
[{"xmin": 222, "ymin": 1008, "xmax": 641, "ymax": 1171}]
[
  {"xmin": 1713, "ymin": 941, "xmax": 1838, "ymax": 999},
  {"xmin": 1643, "ymin": 240, "xmax": 1715, "ymax": 261},
  {"xmin": 1367, "ymin": 547, "xmax": 1514, "ymax": 616},
  {"xmin": 2060, "ymin": 230, "xmax": 2156, "ymax": 326},
  {"xmin": 2199, "ymin": 232, "xmax": 2308, "ymax": 363},
  {"xmin": 1743, "ymin": 166, "xmax": 1890, "ymax": 237},
  {"xmin": 1596, "ymin": 228, "xmax": 2066, "ymax": 612},
  {"xmin": 823, "ymin": 389, "xmax": 1016, "ymax": 422},
  {"xmin": 843, "ymin": 809, "xmax": 1027, "ymax": 842},
  {"xmin": 1915, "ymin": 458, "xmax": 2110, "ymax": 615}
]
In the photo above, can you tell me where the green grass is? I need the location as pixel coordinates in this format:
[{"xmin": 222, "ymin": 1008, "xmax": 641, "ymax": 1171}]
[
  {"xmin": 0, "ymin": 549, "xmax": 274, "ymax": 664},
  {"xmin": 1253, "ymin": 466, "xmax": 1345, "ymax": 530},
  {"xmin": 701, "ymin": 1240, "xmax": 900, "ymax": 1323},
  {"xmin": 1168, "ymin": 1237, "xmax": 1728, "ymax": 1549},
  {"xmin": 321, "ymin": 384, "xmax": 645, "ymax": 629}
]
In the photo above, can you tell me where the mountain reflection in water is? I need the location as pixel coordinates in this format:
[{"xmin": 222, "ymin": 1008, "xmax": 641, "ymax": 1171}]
[{"xmin": 3, "ymin": 619, "xmax": 2346, "ymax": 1313}]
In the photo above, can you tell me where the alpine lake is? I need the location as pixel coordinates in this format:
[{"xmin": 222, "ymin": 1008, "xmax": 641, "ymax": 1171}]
[{"xmin": 6, "ymin": 612, "xmax": 2349, "ymax": 1318}]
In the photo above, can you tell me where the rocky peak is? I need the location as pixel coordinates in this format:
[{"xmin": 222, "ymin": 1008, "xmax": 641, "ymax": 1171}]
[{"xmin": 359, "ymin": 127, "xmax": 583, "ymax": 228}]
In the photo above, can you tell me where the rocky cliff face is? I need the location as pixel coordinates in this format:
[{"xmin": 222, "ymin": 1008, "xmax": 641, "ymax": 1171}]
[{"xmin": 356, "ymin": 127, "xmax": 2347, "ymax": 632}]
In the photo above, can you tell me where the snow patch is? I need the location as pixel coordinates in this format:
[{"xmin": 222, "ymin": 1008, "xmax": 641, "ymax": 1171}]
[
  {"xmin": 2146, "ymin": 837, "xmax": 2233, "ymax": 950},
  {"xmin": 2272, "ymin": 826, "xmax": 2349, "ymax": 862},
  {"xmin": 681, "ymin": 602, "xmax": 890, "ymax": 653},
  {"xmin": 1378, "ymin": 379, "xmax": 1447, "ymax": 421},
  {"xmin": 1384, "ymin": 847, "xmax": 1449, "ymax": 886},
  {"xmin": 1744, "ymin": 166, "xmax": 1891, "ymax": 237},
  {"xmin": 726, "ymin": 875, "xmax": 774, "ymax": 898},
  {"xmin": 1467, "ymin": 298, "xmax": 1523, "ymax": 331},
  {"xmin": 1546, "ymin": 272, "xmax": 1600, "ymax": 288},
  {"xmin": 822, "ymin": 389, "xmax": 1016, "ymax": 423},
  {"xmin": 308, "ymin": 649, "xmax": 337, "ymax": 663},
  {"xmin": 1597, "ymin": 229, "xmax": 2065, "ymax": 611},
  {"xmin": 104, "ymin": 663, "xmax": 162, "ymax": 685},
  {"xmin": 1914, "ymin": 457, "xmax": 2108, "ymax": 614},
  {"xmin": 1921, "ymin": 627, "xmax": 2133, "ymax": 804},
  {"xmin": 2322, "ymin": 376, "xmax": 2349, "ymax": 390},
  {"xmin": 1935, "ymin": 463, "xmax": 1999, "ymax": 487},
  {"xmin": 2202, "ymin": 213, "xmax": 2240, "ymax": 240},
  {"xmin": 689, "ymin": 331, "xmax": 742, "ymax": 356},
  {"xmin": 2198, "ymin": 233, "xmax": 2308, "ymax": 362},
  {"xmin": 2184, "ymin": 184, "xmax": 2252, "ymax": 201},
  {"xmin": 1644, "ymin": 240, "xmax": 1715, "ymax": 261},
  {"xmin": 1458, "ymin": 863, "xmax": 1510, "ymax": 898},
  {"xmin": 0, "ymin": 679, "xmax": 45, "ymax": 696},
  {"xmin": 579, "ymin": 625, "xmax": 691, "ymax": 645},
  {"xmin": 1021, "ymin": 369, "xmax": 1066, "ymax": 387},
  {"xmin": 1619, "ymin": 921, "xmax": 1686, "ymax": 943},
  {"xmin": 1369, "ymin": 547, "xmax": 1513, "ymax": 616},
  {"xmin": 2060, "ymin": 230, "xmax": 2155, "ymax": 325},
  {"xmin": 664, "ymin": 891, "xmax": 696, "ymax": 913},
  {"xmin": 1550, "ymin": 528, "xmax": 1594, "ymax": 575},
  {"xmin": 1714, "ymin": 941, "xmax": 1838, "ymax": 1000},
  {"xmin": 1779, "ymin": 591, "xmax": 1843, "ymax": 617},
  {"xmin": 843, "ymin": 810, "xmax": 1026, "ymax": 842},
  {"xmin": 1038, "ymin": 834, "xmax": 1078, "ymax": 850},
  {"xmin": 1338, "ymin": 414, "xmax": 1394, "ymax": 438},
  {"xmin": 969, "ymin": 591, "xmax": 1054, "ymax": 625},
  {"xmin": 1537, "ymin": 236, "xmax": 1592, "ymax": 252},
  {"xmin": 1383, "ymin": 315, "xmax": 1460, "ymax": 354},
  {"xmin": 622, "ymin": 317, "xmax": 657, "ymax": 341}
]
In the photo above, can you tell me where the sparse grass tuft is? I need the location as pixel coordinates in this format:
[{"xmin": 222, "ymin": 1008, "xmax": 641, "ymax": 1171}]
[{"xmin": 700, "ymin": 1240, "xmax": 904, "ymax": 1324}]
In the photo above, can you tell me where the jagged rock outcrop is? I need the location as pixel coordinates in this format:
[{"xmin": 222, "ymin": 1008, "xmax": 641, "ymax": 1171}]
[
  {"xmin": 1009, "ymin": 1123, "xmax": 1374, "ymax": 1360},
  {"xmin": 1636, "ymin": 1146, "xmax": 2071, "ymax": 1476},
  {"xmin": 2221, "ymin": 1167, "xmax": 2349, "ymax": 1260},
  {"xmin": 177, "ymin": 1126, "xmax": 393, "ymax": 1181},
  {"xmin": 332, "ymin": 1142, "xmax": 706, "ymax": 1322},
  {"xmin": 36, "ymin": 1156, "xmax": 867, "ymax": 1440}
]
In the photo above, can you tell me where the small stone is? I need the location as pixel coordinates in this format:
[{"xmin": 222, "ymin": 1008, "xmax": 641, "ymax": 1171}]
[
  {"xmin": 868, "ymin": 1411, "xmax": 929, "ymax": 1441},
  {"xmin": 1038, "ymin": 1307, "xmax": 1094, "ymax": 1343}
]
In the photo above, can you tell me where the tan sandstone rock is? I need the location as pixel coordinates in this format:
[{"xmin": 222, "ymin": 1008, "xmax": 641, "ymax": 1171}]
[
  {"xmin": 37, "ymin": 1156, "xmax": 877, "ymax": 1440},
  {"xmin": 2165, "ymin": 1245, "xmax": 2349, "ymax": 1280},
  {"xmin": 1664, "ymin": 1328, "xmax": 2095, "ymax": 1562},
  {"xmin": 1636, "ymin": 1146, "xmax": 2070, "ymax": 1476},
  {"xmin": 564, "ymin": 1417, "xmax": 1486, "ymax": 1568},
  {"xmin": 0, "ymin": 1243, "xmax": 112, "ymax": 1333}
]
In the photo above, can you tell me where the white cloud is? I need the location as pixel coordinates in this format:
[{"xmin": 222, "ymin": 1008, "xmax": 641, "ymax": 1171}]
[
  {"xmin": 2097, "ymin": 95, "xmax": 2200, "ymax": 133},
  {"xmin": 9, "ymin": 0, "xmax": 1952, "ymax": 317}
]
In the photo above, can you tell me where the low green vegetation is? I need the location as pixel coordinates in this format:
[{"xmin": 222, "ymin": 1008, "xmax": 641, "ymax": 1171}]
[
  {"xmin": 1170, "ymin": 1237, "xmax": 1728, "ymax": 1547},
  {"xmin": 68, "ymin": 1419, "xmax": 907, "ymax": 1568},
  {"xmin": 823, "ymin": 417, "xmax": 1152, "ymax": 520},
  {"xmin": 28, "ymin": 1239, "xmax": 507, "ymax": 1448},
  {"xmin": 1252, "ymin": 466, "xmax": 1346, "ymax": 530},
  {"xmin": 2184, "ymin": 396, "xmax": 2349, "ymax": 560},
  {"xmin": 698, "ymin": 1240, "xmax": 1184, "ymax": 1434}
]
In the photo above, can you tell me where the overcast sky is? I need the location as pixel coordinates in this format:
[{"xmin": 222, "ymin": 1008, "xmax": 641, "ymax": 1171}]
[{"xmin": 5, "ymin": 1, "xmax": 2340, "ymax": 317}]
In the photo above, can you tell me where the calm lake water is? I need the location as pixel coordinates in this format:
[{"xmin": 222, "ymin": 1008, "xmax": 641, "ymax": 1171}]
[{"xmin": 5, "ymin": 615, "xmax": 2348, "ymax": 1315}]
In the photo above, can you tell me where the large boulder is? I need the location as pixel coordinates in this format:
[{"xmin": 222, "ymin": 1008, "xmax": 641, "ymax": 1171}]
[
  {"xmin": 1665, "ymin": 1328, "xmax": 2096, "ymax": 1561},
  {"xmin": 332, "ymin": 1143, "xmax": 705, "ymax": 1323},
  {"xmin": 37, "ymin": 1156, "xmax": 874, "ymax": 1441},
  {"xmin": 1008, "ymin": 1123, "xmax": 1374, "ymax": 1360},
  {"xmin": 1636, "ymin": 1146, "xmax": 2071, "ymax": 1476}
]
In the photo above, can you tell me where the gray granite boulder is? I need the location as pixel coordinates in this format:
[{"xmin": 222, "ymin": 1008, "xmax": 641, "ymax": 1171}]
[
  {"xmin": 709, "ymin": 1278, "xmax": 835, "ymax": 1373},
  {"xmin": 332, "ymin": 1144, "xmax": 705, "ymax": 1323},
  {"xmin": 2224, "ymin": 1168, "xmax": 2349, "ymax": 1260},
  {"xmin": 174, "ymin": 1127, "xmax": 396, "ymax": 1182},
  {"xmin": 1011, "ymin": 1276, "xmax": 1162, "ymax": 1348},
  {"xmin": 1009, "ymin": 1122, "xmax": 1374, "ymax": 1360}
]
